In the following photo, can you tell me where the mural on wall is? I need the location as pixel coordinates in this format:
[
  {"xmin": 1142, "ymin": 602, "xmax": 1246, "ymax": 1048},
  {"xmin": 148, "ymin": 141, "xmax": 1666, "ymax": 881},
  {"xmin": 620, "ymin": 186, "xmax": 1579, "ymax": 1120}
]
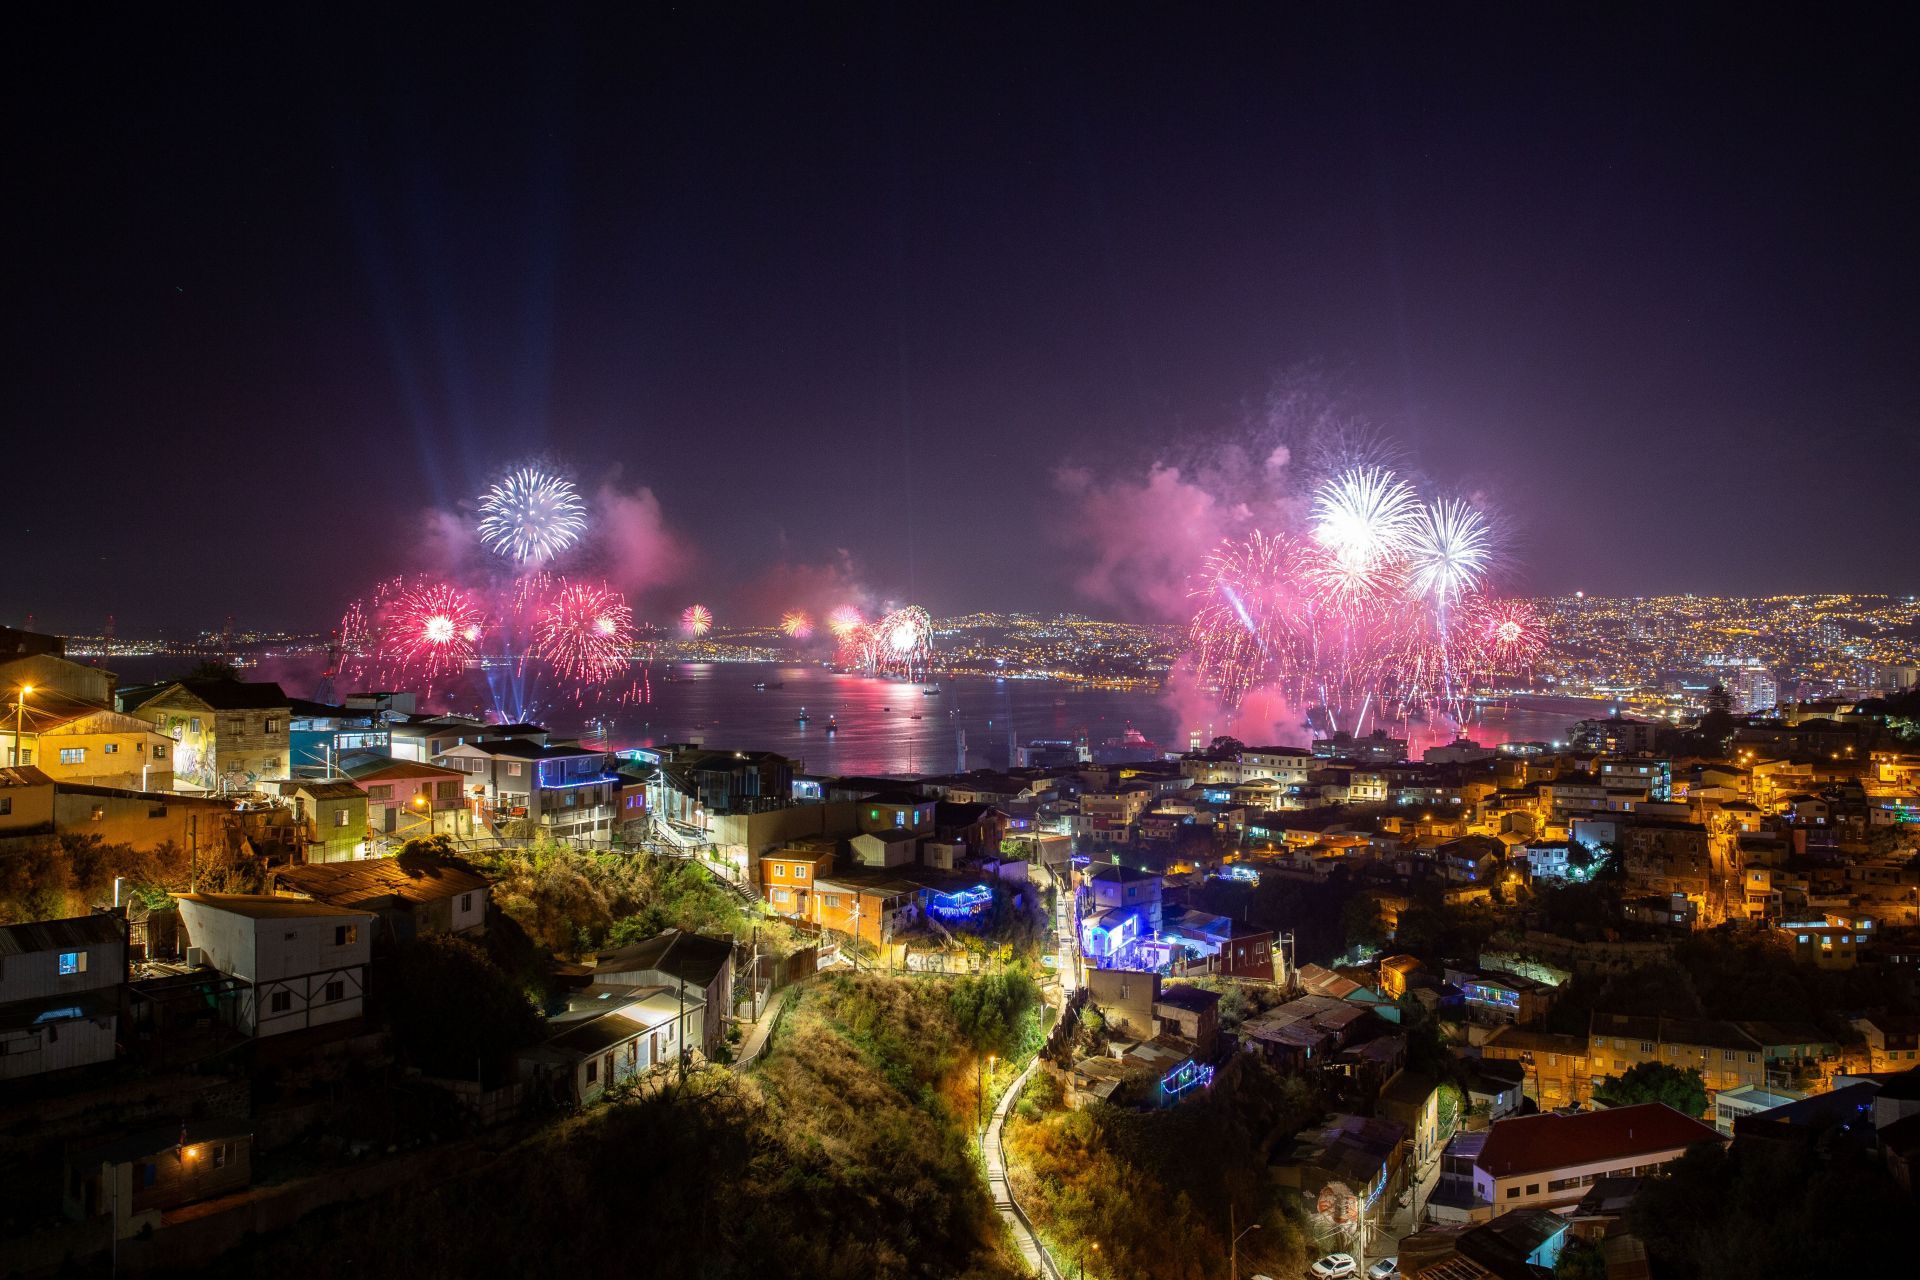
[
  {"xmin": 159, "ymin": 713, "xmax": 215, "ymax": 791},
  {"xmin": 1306, "ymin": 1180, "xmax": 1363, "ymax": 1249}
]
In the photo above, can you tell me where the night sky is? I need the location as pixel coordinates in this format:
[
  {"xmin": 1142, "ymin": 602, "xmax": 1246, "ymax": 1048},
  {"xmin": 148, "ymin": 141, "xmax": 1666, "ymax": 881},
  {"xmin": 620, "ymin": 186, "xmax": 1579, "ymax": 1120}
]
[{"xmin": 11, "ymin": 6, "xmax": 1918, "ymax": 633}]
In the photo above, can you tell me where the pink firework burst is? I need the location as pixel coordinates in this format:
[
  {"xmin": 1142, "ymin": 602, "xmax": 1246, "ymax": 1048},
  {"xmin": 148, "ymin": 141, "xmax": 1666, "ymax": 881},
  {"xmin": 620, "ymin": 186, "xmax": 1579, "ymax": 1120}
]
[
  {"xmin": 387, "ymin": 581, "xmax": 484, "ymax": 681},
  {"xmin": 1187, "ymin": 531, "xmax": 1311, "ymax": 708},
  {"xmin": 827, "ymin": 605, "xmax": 864, "ymax": 639},
  {"xmin": 780, "ymin": 610, "xmax": 814, "ymax": 639},
  {"xmin": 535, "ymin": 580, "xmax": 635, "ymax": 682},
  {"xmin": 1469, "ymin": 596, "xmax": 1547, "ymax": 672},
  {"xmin": 680, "ymin": 603, "xmax": 713, "ymax": 637}
]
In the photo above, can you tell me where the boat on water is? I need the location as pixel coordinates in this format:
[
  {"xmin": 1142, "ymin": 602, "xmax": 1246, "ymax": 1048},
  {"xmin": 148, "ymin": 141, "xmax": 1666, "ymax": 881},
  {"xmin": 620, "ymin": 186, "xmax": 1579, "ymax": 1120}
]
[
  {"xmin": 754, "ymin": 680, "xmax": 785, "ymax": 691},
  {"xmin": 909, "ymin": 713, "xmax": 922, "ymax": 719},
  {"xmin": 921, "ymin": 684, "xmax": 943, "ymax": 695},
  {"xmin": 795, "ymin": 707, "xmax": 810, "ymax": 724},
  {"xmin": 826, "ymin": 716, "xmax": 838, "ymax": 733}
]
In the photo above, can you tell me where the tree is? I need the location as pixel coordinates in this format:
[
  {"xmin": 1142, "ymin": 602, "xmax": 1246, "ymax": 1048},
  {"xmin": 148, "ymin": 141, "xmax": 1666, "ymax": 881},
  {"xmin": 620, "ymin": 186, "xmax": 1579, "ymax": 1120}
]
[
  {"xmin": 1341, "ymin": 892, "xmax": 1388, "ymax": 950},
  {"xmin": 1630, "ymin": 1126, "xmax": 1908, "ymax": 1278},
  {"xmin": 1555, "ymin": 1237, "xmax": 1608, "ymax": 1280},
  {"xmin": 1592, "ymin": 1061, "xmax": 1707, "ymax": 1117},
  {"xmin": 185, "ymin": 659, "xmax": 241, "ymax": 682},
  {"xmin": 1697, "ymin": 682, "xmax": 1737, "ymax": 755},
  {"xmin": 383, "ymin": 934, "xmax": 546, "ymax": 1081}
]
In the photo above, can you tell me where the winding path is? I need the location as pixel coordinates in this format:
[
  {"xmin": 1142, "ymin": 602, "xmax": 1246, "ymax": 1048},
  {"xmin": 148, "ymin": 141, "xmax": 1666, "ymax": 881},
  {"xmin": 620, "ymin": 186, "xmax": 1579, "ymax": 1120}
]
[{"xmin": 985, "ymin": 1056, "xmax": 1063, "ymax": 1279}]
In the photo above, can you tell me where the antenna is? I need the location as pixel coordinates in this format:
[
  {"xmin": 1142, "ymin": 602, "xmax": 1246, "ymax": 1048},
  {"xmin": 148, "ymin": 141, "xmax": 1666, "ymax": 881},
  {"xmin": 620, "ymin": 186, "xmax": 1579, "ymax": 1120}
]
[{"xmin": 101, "ymin": 614, "xmax": 116, "ymax": 667}]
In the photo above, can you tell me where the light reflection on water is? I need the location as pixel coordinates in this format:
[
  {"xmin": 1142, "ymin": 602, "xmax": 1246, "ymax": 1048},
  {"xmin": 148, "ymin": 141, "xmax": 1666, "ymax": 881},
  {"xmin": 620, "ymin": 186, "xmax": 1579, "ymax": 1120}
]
[{"xmin": 162, "ymin": 653, "xmax": 1616, "ymax": 776}]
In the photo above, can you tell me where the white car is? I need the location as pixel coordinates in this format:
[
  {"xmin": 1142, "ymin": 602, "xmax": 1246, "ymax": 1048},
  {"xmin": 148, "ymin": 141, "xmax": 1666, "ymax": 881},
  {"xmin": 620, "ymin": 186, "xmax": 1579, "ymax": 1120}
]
[
  {"xmin": 1310, "ymin": 1255, "xmax": 1357, "ymax": 1280},
  {"xmin": 1367, "ymin": 1260, "xmax": 1399, "ymax": 1280}
]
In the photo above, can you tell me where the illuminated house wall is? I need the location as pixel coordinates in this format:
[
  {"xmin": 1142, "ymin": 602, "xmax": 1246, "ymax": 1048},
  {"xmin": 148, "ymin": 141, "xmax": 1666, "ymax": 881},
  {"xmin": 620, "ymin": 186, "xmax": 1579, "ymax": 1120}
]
[{"xmin": 1081, "ymin": 907, "xmax": 1142, "ymax": 962}]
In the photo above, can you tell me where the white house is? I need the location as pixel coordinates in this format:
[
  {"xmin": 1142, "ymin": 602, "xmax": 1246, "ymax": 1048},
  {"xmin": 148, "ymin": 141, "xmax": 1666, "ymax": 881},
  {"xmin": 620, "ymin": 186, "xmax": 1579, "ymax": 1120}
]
[
  {"xmin": 1472, "ymin": 1103, "xmax": 1722, "ymax": 1211},
  {"xmin": 518, "ymin": 986, "xmax": 701, "ymax": 1106},
  {"xmin": 174, "ymin": 894, "xmax": 373, "ymax": 1037},
  {"xmin": 0, "ymin": 914, "xmax": 126, "ymax": 1079}
]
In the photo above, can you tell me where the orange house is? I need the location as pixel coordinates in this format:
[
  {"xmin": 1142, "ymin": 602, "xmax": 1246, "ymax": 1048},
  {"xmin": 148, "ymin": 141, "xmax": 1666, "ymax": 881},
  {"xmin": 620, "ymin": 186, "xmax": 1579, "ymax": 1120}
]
[
  {"xmin": 760, "ymin": 846, "xmax": 835, "ymax": 920},
  {"xmin": 810, "ymin": 873, "xmax": 923, "ymax": 948}
]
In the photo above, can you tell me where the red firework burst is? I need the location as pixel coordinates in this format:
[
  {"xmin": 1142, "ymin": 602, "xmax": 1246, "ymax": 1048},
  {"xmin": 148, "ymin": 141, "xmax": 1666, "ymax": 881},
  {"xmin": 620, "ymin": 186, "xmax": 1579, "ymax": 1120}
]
[
  {"xmin": 1469, "ymin": 596, "xmax": 1546, "ymax": 672},
  {"xmin": 385, "ymin": 581, "xmax": 484, "ymax": 681},
  {"xmin": 535, "ymin": 579, "xmax": 635, "ymax": 682}
]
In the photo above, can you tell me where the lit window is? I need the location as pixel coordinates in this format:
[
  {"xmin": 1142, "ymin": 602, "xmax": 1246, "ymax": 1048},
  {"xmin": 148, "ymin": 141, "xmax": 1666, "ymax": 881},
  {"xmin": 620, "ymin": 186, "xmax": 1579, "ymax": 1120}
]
[
  {"xmin": 334, "ymin": 924, "xmax": 358, "ymax": 946},
  {"xmin": 60, "ymin": 748, "xmax": 86, "ymax": 765},
  {"xmin": 58, "ymin": 951, "xmax": 86, "ymax": 975},
  {"xmin": 104, "ymin": 742, "xmax": 119, "ymax": 756},
  {"xmin": 333, "ymin": 809, "xmax": 349, "ymax": 827}
]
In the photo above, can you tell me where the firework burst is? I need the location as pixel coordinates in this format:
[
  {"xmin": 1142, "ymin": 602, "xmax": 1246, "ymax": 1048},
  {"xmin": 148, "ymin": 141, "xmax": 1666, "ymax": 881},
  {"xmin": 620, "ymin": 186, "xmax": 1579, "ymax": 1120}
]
[
  {"xmin": 840, "ymin": 605, "xmax": 934, "ymax": 675},
  {"xmin": 477, "ymin": 466, "xmax": 589, "ymax": 564},
  {"xmin": 780, "ymin": 610, "xmax": 814, "ymax": 640},
  {"xmin": 679, "ymin": 604, "xmax": 713, "ymax": 637},
  {"xmin": 1186, "ymin": 531, "xmax": 1310, "ymax": 708},
  {"xmin": 534, "ymin": 579, "xmax": 635, "ymax": 682},
  {"xmin": 1308, "ymin": 466, "xmax": 1419, "ymax": 607},
  {"xmin": 1467, "ymin": 596, "xmax": 1546, "ymax": 673},
  {"xmin": 1185, "ymin": 462, "xmax": 1542, "ymax": 733},
  {"xmin": 827, "ymin": 606, "xmax": 864, "ymax": 639},
  {"xmin": 1404, "ymin": 497, "xmax": 1495, "ymax": 606},
  {"xmin": 390, "ymin": 582, "xmax": 485, "ymax": 679}
]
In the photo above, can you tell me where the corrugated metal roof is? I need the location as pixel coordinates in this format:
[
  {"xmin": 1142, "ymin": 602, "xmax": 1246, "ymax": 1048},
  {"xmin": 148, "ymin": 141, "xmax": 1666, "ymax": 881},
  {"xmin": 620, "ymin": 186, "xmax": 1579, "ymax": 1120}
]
[
  {"xmin": 0, "ymin": 913, "xmax": 124, "ymax": 957},
  {"xmin": 273, "ymin": 859, "xmax": 489, "ymax": 907}
]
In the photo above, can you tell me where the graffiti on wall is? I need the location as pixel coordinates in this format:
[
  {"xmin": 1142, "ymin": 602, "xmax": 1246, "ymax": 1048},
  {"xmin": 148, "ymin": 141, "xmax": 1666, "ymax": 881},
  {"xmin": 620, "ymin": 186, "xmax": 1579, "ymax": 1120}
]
[{"xmin": 159, "ymin": 713, "xmax": 215, "ymax": 790}]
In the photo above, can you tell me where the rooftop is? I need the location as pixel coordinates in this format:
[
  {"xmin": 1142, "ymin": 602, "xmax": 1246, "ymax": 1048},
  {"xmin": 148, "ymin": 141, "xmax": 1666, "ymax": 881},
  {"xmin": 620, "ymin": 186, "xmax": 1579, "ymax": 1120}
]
[
  {"xmin": 176, "ymin": 893, "xmax": 372, "ymax": 921},
  {"xmin": 594, "ymin": 928, "xmax": 733, "ymax": 987},
  {"xmin": 1476, "ymin": 1103, "xmax": 1721, "ymax": 1178},
  {"xmin": 273, "ymin": 857, "xmax": 490, "ymax": 907},
  {"xmin": 0, "ymin": 913, "xmax": 124, "ymax": 958},
  {"xmin": 129, "ymin": 679, "xmax": 291, "ymax": 712}
]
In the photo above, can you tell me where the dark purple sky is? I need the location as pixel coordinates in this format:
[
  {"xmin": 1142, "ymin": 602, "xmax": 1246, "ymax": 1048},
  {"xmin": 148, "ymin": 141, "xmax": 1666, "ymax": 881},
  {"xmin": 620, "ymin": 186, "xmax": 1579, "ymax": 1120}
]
[{"xmin": 11, "ymin": 6, "xmax": 1918, "ymax": 633}]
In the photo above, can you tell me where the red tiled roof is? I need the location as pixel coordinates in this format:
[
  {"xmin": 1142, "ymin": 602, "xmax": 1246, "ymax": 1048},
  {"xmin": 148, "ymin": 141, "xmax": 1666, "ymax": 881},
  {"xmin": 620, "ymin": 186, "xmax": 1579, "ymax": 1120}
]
[{"xmin": 1476, "ymin": 1103, "xmax": 1721, "ymax": 1178}]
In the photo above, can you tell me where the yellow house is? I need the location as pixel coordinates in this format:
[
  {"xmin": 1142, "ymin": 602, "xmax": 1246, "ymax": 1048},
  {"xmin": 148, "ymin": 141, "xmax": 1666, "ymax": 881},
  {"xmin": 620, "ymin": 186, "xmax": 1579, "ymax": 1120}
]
[{"xmin": 10, "ymin": 693, "xmax": 175, "ymax": 789}]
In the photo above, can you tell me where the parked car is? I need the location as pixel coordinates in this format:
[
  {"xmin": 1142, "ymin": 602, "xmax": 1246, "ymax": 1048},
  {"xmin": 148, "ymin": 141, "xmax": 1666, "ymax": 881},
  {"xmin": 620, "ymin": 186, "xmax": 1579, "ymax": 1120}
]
[
  {"xmin": 1366, "ymin": 1259, "xmax": 1399, "ymax": 1280},
  {"xmin": 1310, "ymin": 1255, "xmax": 1357, "ymax": 1280}
]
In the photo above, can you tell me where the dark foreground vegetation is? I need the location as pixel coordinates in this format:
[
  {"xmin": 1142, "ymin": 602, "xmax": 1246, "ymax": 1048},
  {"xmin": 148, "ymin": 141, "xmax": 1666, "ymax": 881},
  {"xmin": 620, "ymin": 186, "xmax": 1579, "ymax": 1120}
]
[{"xmin": 203, "ymin": 971, "xmax": 1039, "ymax": 1280}]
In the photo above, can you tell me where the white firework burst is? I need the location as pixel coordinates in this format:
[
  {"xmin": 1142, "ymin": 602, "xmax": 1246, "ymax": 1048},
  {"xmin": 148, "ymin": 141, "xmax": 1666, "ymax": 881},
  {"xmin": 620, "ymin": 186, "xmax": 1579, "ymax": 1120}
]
[
  {"xmin": 1405, "ymin": 497, "xmax": 1495, "ymax": 605},
  {"xmin": 476, "ymin": 467, "xmax": 588, "ymax": 564}
]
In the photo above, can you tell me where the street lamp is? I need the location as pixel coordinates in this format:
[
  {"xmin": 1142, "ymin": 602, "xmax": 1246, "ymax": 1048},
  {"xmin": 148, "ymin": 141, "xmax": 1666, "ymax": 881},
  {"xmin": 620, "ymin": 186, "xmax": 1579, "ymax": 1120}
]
[
  {"xmin": 10, "ymin": 684, "xmax": 31, "ymax": 768},
  {"xmin": 1079, "ymin": 1241, "xmax": 1099, "ymax": 1279},
  {"xmin": 1230, "ymin": 1204, "xmax": 1261, "ymax": 1280}
]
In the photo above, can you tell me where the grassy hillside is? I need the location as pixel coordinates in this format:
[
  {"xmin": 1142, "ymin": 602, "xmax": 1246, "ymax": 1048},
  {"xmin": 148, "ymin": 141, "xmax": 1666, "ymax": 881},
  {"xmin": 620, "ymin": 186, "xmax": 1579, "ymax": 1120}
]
[{"xmin": 205, "ymin": 971, "xmax": 1035, "ymax": 1279}]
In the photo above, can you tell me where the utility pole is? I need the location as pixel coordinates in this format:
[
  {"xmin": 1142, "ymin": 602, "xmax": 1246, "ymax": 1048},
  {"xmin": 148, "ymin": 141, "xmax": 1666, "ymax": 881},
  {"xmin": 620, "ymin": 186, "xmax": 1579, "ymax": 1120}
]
[
  {"xmin": 1229, "ymin": 1204, "xmax": 1261, "ymax": 1280},
  {"xmin": 10, "ymin": 684, "xmax": 31, "ymax": 768}
]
